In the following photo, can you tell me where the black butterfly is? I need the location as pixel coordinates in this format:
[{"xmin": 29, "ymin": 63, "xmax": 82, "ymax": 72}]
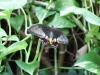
[{"xmin": 27, "ymin": 24, "xmax": 68, "ymax": 48}]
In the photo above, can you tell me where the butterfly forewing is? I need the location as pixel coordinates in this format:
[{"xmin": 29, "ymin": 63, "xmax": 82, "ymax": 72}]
[{"xmin": 27, "ymin": 24, "xmax": 46, "ymax": 38}]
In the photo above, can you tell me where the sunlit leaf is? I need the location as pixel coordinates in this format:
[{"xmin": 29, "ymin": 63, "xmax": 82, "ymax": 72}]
[
  {"xmin": 0, "ymin": 41, "xmax": 27, "ymax": 59},
  {"xmin": 55, "ymin": 0, "xmax": 100, "ymax": 26},
  {"xmin": 55, "ymin": 0, "xmax": 78, "ymax": 15},
  {"xmin": 0, "ymin": 0, "xmax": 27, "ymax": 9},
  {"xmin": 74, "ymin": 52, "xmax": 100, "ymax": 74},
  {"xmin": 15, "ymin": 60, "xmax": 39, "ymax": 75},
  {"xmin": 49, "ymin": 13, "xmax": 76, "ymax": 28},
  {"xmin": 0, "ymin": 28, "xmax": 7, "ymax": 37},
  {"xmin": 0, "ymin": 9, "xmax": 12, "ymax": 20},
  {"xmin": 2, "ymin": 35, "xmax": 19, "ymax": 42}
]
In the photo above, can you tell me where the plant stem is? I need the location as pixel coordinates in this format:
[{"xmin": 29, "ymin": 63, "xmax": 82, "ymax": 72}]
[
  {"xmin": 21, "ymin": 8, "xmax": 28, "ymax": 35},
  {"xmin": 26, "ymin": 36, "xmax": 33, "ymax": 63},
  {"xmin": 31, "ymin": 39, "xmax": 41, "ymax": 64},
  {"xmin": 38, "ymin": 44, "xmax": 44, "ymax": 62},
  {"xmin": 3, "ymin": 19, "xmax": 11, "ymax": 45},
  {"xmin": 54, "ymin": 48, "xmax": 58, "ymax": 75}
]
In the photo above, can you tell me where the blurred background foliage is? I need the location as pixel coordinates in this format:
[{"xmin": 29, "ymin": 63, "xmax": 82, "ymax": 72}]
[{"xmin": 0, "ymin": 0, "xmax": 100, "ymax": 75}]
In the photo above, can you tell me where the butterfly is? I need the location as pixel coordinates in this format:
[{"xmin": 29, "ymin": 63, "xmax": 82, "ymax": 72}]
[{"xmin": 27, "ymin": 24, "xmax": 68, "ymax": 48}]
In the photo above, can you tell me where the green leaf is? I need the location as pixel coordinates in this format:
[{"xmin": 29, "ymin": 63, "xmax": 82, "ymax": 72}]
[
  {"xmin": 0, "ymin": 0, "xmax": 27, "ymax": 9},
  {"xmin": 49, "ymin": 13, "xmax": 76, "ymax": 28},
  {"xmin": 82, "ymin": 10, "xmax": 100, "ymax": 26},
  {"xmin": 15, "ymin": 60, "xmax": 39, "ymax": 75},
  {"xmin": 85, "ymin": 26, "xmax": 99, "ymax": 42},
  {"xmin": 0, "ymin": 10, "xmax": 12, "ymax": 20},
  {"xmin": 0, "ymin": 28, "xmax": 7, "ymax": 37},
  {"xmin": 0, "ymin": 41, "xmax": 27, "ymax": 59},
  {"xmin": 61, "ymin": 28, "xmax": 69, "ymax": 35},
  {"xmin": 55, "ymin": 0, "xmax": 78, "ymax": 10},
  {"xmin": 0, "ymin": 45, "xmax": 6, "ymax": 53},
  {"xmin": 1, "ymin": 72, "xmax": 13, "ymax": 75},
  {"xmin": 32, "ymin": 6, "xmax": 56, "ymax": 21},
  {"xmin": 10, "ymin": 15, "xmax": 24, "ymax": 32},
  {"xmin": 74, "ymin": 52, "xmax": 100, "ymax": 74},
  {"xmin": 2, "ymin": 35, "xmax": 19, "ymax": 42},
  {"xmin": 0, "ymin": 65, "xmax": 4, "ymax": 72},
  {"xmin": 55, "ymin": 0, "xmax": 78, "ymax": 15},
  {"xmin": 55, "ymin": 0, "xmax": 100, "ymax": 26}
]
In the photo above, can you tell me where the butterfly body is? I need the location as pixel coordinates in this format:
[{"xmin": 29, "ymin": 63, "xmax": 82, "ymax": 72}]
[{"xmin": 28, "ymin": 24, "xmax": 68, "ymax": 48}]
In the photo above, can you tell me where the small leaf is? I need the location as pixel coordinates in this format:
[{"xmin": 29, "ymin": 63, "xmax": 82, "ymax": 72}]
[
  {"xmin": 49, "ymin": 13, "xmax": 76, "ymax": 28},
  {"xmin": 0, "ymin": 28, "xmax": 7, "ymax": 37},
  {"xmin": 32, "ymin": 6, "xmax": 56, "ymax": 21},
  {"xmin": 15, "ymin": 60, "xmax": 39, "ymax": 75},
  {"xmin": 0, "ymin": 0, "xmax": 27, "ymax": 9},
  {"xmin": 85, "ymin": 26, "xmax": 99, "ymax": 42},
  {"xmin": 74, "ymin": 52, "xmax": 100, "ymax": 74},
  {"xmin": 0, "ymin": 45, "xmax": 6, "ymax": 53},
  {"xmin": 2, "ymin": 35, "xmax": 19, "ymax": 42},
  {"xmin": 0, "ymin": 65, "xmax": 4, "ymax": 72},
  {"xmin": 0, "ymin": 10, "xmax": 12, "ymax": 20},
  {"xmin": 0, "ymin": 41, "xmax": 27, "ymax": 59},
  {"xmin": 10, "ymin": 15, "xmax": 24, "ymax": 32}
]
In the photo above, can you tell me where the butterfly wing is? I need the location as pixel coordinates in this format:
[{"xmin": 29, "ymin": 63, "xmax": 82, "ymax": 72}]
[
  {"xmin": 27, "ymin": 24, "xmax": 46, "ymax": 38},
  {"xmin": 52, "ymin": 29, "xmax": 68, "ymax": 44},
  {"xmin": 28, "ymin": 24, "xmax": 69, "ymax": 47},
  {"xmin": 57, "ymin": 34, "xmax": 68, "ymax": 44}
]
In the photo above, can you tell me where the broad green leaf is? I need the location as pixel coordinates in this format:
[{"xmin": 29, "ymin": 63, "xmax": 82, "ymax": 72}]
[
  {"xmin": 83, "ymin": 10, "xmax": 100, "ymax": 26},
  {"xmin": 15, "ymin": 60, "xmax": 39, "ymax": 75},
  {"xmin": 55, "ymin": 0, "xmax": 78, "ymax": 15},
  {"xmin": 2, "ymin": 35, "xmax": 19, "ymax": 42},
  {"xmin": 0, "ymin": 28, "xmax": 7, "ymax": 37},
  {"xmin": 0, "ymin": 41, "xmax": 27, "ymax": 59},
  {"xmin": 0, "ymin": 65, "xmax": 4, "ymax": 72},
  {"xmin": 55, "ymin": 0, "xmax": 100, "ymax": 26},
  {"xmin": 49, "ymin": 13, "xmax": 76, "ymax": 28},
  {"xmin": 0, "ymin": 0, "xmax": 27, "ymax": 9},
  {"xmin": 0, "ymin": 10, "xmax": 12, "ymax": 20},
  {"xmin": 32, "ymin": 6, "xmax": 56, "ymax": 21},
  {"xmin": 55, "ymin": 0, "xmax": 78, "ymax": 11},
  {"xmin": 10, "ymin": 15, "xmax": 24, "ymax": 32},
  {"xmin": 74, "ymin": 52, "xmax": 100, "ymax": 74}
]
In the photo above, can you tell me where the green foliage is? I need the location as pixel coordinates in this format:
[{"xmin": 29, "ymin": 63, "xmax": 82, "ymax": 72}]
[
  {"xmin": 0, "ymin": 0, "xmax": 27, "ymax": 9},
  {"xmin": 75, "ymin": 52, "xmax": 100, "ymax": 74},
  {"xmin": 49, "ymin": 13, "xmax": 76, "ymax": 28},
  {"xmin": 0, "ymin": 0, "xmax": 100, "ymax": 75},
  {"xmin": 0, "ymin": 41, "xmax": 27, "ymax": 60},
  {"xmin": 10, "ymin": 15, "xmax": 24, "ymax": 32},
  {"xmin": 15, "ymin": 60, "xmax": 39, "ymax": 75},
  {"xmin": 0, "ymin": 10, "xmax": 12, "ymax": 20}
]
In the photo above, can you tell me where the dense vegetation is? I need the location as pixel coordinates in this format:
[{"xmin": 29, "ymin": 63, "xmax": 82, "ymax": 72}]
[{"xmin": 0, "ymin": 0, "xmax": 100, "ymax": 75}]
